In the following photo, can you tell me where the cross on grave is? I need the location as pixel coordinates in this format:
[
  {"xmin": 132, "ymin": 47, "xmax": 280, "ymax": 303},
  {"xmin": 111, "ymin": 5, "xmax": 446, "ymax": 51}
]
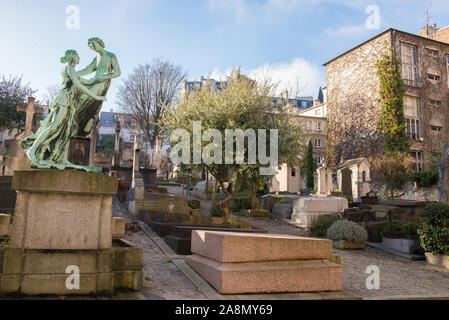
[
  {"xmin": 16, "ymin": 97, "xmax": 44, "ymax": 137},
  {"xmin": 112, "ymin": 119, "xmax": 121, "ymax": 168}
]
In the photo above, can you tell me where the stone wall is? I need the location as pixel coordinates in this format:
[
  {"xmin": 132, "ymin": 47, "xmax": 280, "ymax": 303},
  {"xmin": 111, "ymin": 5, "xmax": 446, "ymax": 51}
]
[
  {"xmin": 372, "ymin": 184, "xmax": 438, "ymax": 202},
  {"xmin": 325, "ymin": 31, "xmax": 392, "ymax": 167},
  {"xmin": 392, "ymin": 30, "xmax": 449, "ymax": 168},
  {"xmin": 326, "ymin": 29, "xmax": 449, "ymax": 170}
]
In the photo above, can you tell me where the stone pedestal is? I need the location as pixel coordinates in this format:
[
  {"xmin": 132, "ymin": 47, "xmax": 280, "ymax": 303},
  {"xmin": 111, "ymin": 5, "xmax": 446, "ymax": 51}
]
[
  {"xmin": 186, "ymin": 231, "xmax": 343, "ymax": 294},
  {"xmin": 112, "ymin": 217, "xmax": 126, "ymax": 239},
  {"xmin": 0, "ymin": 214, "xmax": 11, "ymax": 237},
  {"xmin": 0, "ymin": 170, "xmax": 143, "ymax": 295},
  {"xmin": 290, "ymin": 197, "xmax": 348, "ymax": 227},
  {"xmin": 10, "ymin": 170, "xmax": 116, "ymax": 250}
]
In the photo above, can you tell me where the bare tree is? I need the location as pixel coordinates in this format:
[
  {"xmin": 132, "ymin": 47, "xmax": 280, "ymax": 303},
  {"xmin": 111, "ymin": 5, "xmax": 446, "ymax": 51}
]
[
  {"xmin": 117, "ymin": 58, "xmax": 187, "ymax": 166},
  {"xmin": 42, "ymin": 84, "xmax": 59, "ymax": 105}
]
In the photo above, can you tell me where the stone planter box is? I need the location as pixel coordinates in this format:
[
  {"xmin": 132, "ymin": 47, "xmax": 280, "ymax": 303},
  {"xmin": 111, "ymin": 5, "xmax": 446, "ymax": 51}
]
[
  {"xmin": 382, "ymin": 237, "xmax": 417, "ymax": 254},
  {"xmin": 271, "ymin": 204, "xmax": 293, "ymax": 219},
  {"xmin": 425, "ymin": 253, "xmax": 449, "ymax": 269},
  {"xmin": 332, "ymin": 240, "xmax": 365, "ymax": 250}
]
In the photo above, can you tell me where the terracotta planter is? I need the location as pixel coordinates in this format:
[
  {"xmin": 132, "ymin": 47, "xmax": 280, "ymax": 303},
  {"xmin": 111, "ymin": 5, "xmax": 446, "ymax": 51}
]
[
  {"xmin": 332, "ymin": 240, "xmax": 365, "ymax": 250},
  {"xmin": 382, "ymin": 237, "xmax": 417, "ymax": 254},
  {"xmin": 425, "ymin": 253, "xmax": 449, "ymax": 269}
]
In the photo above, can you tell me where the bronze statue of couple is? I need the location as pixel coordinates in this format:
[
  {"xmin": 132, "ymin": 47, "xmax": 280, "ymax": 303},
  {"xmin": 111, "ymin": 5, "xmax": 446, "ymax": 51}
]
[{"xmin": 21, "ymin": 37, "xmax": 121, "ymax": 173}]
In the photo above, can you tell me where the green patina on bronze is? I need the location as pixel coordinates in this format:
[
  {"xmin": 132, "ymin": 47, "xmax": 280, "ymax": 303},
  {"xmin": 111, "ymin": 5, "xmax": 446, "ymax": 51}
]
[{"xmin": 20, "ymin": 37, "xmax": 121, "ymax": 173}]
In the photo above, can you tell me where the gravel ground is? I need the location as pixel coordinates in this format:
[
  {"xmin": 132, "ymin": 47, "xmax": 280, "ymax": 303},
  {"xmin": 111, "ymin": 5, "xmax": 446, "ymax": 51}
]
[
  {"xmin": 233, "ymin": 215, "xmax": 449, "ymax": 298},
  {"xmin": 126, "ymin": 231, "xmax": 208, "ymax": 300},
  {"xmin": 115, "ymin": 199, "xmax": 449, "ymax": 299}
]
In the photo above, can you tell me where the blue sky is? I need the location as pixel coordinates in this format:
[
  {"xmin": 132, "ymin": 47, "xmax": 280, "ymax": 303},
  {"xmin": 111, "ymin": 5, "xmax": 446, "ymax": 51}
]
[{"xmin": 1, "ymin": 0, "xmax": 448, "ymax": 111}]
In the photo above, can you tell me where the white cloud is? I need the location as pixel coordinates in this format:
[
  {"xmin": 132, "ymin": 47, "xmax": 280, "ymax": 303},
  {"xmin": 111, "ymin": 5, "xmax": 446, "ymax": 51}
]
[
  {"xmin": 209, "ymin": 58, "xmax": 323, "ymax": 98},
  {"xmin": 208, "ymin": 0, "xmax": 372, "ymax": 16},
  {"xmin": 208, "ymin": 0, "xmax": 249, "ymax": 17},
  {"xmin": 324, "ymin": 24, "xmax": 368, "ymax": 36},
  {"xmin": 249, "ymin": 58, "xmax": 322, "ymax": 97}
]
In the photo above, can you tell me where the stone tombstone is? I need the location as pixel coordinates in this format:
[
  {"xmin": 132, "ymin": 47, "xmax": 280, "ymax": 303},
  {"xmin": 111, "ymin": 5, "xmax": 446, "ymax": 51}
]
[
  {"xmin": 132, "ymin": 131, "xmax": 142, "ymax": 186},
  {"xmin": 112, "ymin": 119, "xmax": 121, "ymax": 168},
  {"xmin": 438, "ymin": 144, "xmax": 449, "ymax": 204},
  {"xmin": 4, "ymin": 97, "xmax": 44, "ymax": 176},
  {"xmin": 341, "ymin": 167, "xmax": 353, "ymax": 198},
  {"xmin": 317, "ymin": 166, "xmax": 334, "ymax": 195},
  {"xmin": 404, "ymin": 181, "xmax": 416, "ymax": 201}
]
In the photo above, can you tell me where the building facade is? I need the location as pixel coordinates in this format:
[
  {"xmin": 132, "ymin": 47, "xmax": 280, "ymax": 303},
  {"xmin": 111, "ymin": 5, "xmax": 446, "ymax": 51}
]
[
  {"xmin": 271, "ymin": 89, "xmax": 327, "ymax": 193},
  {"xmin": 325, "ymin": 28, "xmax": 449, "ymax": 171}
]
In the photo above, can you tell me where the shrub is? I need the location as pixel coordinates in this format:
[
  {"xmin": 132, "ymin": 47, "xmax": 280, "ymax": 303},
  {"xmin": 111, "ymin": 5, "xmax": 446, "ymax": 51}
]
[
  {"xmin": 230, "ymin": 198, "xmax": 252, "ymax": 213},
  {"xmin": 187, "ymin": 200, "xmax": 200, "ymax": 209},
  {"xmin": 327, "ymin": 220, "xmax": 368, "ymax": 242},
  {"xmin": 418, "ymin": 203, "xmax": 449, "ymax": 255},
  {"xmin": 381, "ymin": 223, "xmax": 403, "ymax": 239},
  {"xmin": 402, "ymin": 222, "xmax": 419, "ymax": 240},
  {"xmin": 310, "ymin": 214, "xmax": 340, "ymax": 238},
  {"xmin": 410, "ymin": 171, "xmax": 439, "ymax": 188}
]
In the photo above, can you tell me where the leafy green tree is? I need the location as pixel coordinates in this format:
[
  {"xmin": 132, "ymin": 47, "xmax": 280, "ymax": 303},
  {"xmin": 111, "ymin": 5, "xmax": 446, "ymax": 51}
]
[
  {"xmin": 0, "ymin": 75, "xmax": 35, "ymax": 131},
  {"xmin": 163, "ymin": 69, "xmax": 303, "ymax": 220},
  {"xmin": 305, "ymin": 140, "xmax": 317, "ymax": 189},
  {"xmin": 97, "ymin": 134, "xmax": 122, "ymax": 157},
  {"xmin": 376, "ymin": 48, "xmax": 408, "ymax": 153}
]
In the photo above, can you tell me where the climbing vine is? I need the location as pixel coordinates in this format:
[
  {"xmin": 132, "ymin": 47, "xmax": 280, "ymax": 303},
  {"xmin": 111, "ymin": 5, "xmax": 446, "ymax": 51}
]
[{"xmin": 376, "ymin": 47, "xmax": 408, "ymax": 153}]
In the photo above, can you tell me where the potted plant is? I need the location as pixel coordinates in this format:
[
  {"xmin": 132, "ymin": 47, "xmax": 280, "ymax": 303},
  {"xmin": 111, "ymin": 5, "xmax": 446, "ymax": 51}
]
[
  {"xmin": 327, "ymin": 220, "xmax": 368, "ymax": 249},
  {"xmin": 381, "ymin": 222, "xmax": 419, "ymax": 254},
  {"xmin": 418, "ymin": 203, "xmax": 449, "ymax": 269}
]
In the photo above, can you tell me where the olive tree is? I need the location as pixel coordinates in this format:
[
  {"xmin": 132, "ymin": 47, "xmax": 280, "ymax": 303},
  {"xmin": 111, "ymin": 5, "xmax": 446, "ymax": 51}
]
[{"xmin": 163, "ymin": 70, "xmax": 303, "ymax": 219}]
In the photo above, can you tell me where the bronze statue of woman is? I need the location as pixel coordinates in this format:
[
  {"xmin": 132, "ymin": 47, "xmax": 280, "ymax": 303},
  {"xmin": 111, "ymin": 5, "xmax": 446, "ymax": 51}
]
[{"xmin": 20, "ymin": 50, "xmax": 106, "ymax": 172}]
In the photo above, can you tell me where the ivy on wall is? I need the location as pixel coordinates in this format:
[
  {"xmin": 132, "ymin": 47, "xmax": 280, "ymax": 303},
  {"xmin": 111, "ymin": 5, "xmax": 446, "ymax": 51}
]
[{"xmin": 375, "ymin": 47, "xmax": 409, "ymax": 153}]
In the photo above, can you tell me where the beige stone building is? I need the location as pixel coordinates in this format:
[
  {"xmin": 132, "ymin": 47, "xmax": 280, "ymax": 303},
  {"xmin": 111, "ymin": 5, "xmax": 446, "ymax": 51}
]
[
  {"xmin": 324, "ymin": 27, "xmax": 449, "ymax": 172},
  {"xmin": 271, "ymin": 93, "xmax": 327, "ymax": 193}
]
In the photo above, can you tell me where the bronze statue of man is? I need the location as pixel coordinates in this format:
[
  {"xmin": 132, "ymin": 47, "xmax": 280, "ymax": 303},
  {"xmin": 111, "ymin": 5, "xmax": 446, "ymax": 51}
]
[{"xmin": 76, "ymin": 37, "xmax": 121, "ymax": 138}]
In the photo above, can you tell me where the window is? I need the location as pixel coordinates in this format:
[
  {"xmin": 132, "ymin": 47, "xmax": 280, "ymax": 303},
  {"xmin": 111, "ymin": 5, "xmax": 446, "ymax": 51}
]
[
  {"xmin": 427, "ymin": 74, "xmax": 440, "ymax": 81},
  {"xmin": 431, "ymin": 126, "xmax": 443, "ymax": 133},
  {"xmin": 446, "ymin": 56, "xmax": 449, "ymax": 88},
  {"xmin": 315, "ymin": 109, "xmax": 321, "ymax": 115},
  {"xmin": 429, "ymin": 100, "xmax": 441, "ymax": 107},
  {"xmin": 362, "ymin": 171, "xmax": 368, "ymax": 183},
  {"xmin": 291, "ymin": 168, "xmax": 296, "ymax": 177},
  {"xmin": 316, "ymin": 157, "xmax": 322, "ymax": 165},
  {"xmin": 406, "ymin": 118, "xmax": 422, "ymax": 139},
  {"xmin": 316, "ymin": 122, "xmax": 322, "ymax": 131},
  {"xmin": 307, "ymin": 121, "xmax": 313, "ymax": 130},
  {"xmin": 401, "ymin": 43, "xmax": 418, "ymax": 87},
  {"xmin": 404, "ymin": 96, "xmax": 418, "ymax": 118},
  {"xmin": 315, "ymin": 139, "xmax": 322, "ymax": 148},
  {"xmin": 301, "ymin": 101, "xmax": 308, "ymax": 108},
  {"xmin": 404, "ymin": 96, "xmax": 422, "ymax": 140},
  {"xmin": 411, "ymin": 151, "xmax": 424, "ymax": 172},
  {"xmin": 426, "ymin": 48, "xmax": 439, "ymax": 57}
]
